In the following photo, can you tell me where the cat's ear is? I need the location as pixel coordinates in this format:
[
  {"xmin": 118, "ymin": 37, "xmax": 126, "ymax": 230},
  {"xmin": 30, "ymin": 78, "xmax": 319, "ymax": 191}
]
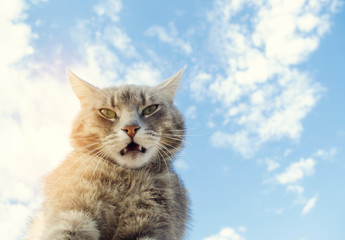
[
  {"xmin": 67, "ymin": 69, "xmax": 99, "ymax": 101},
  {"xmin": 158, "ymin": 67, "xmax": 185, "ymax": 100}
]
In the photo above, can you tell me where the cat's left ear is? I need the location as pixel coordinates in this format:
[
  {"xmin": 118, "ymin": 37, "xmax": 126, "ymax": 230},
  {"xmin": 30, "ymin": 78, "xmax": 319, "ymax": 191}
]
[
  {"xmin": 158, "ymin": 67, "xmax": 185, "ymax": 100},
  {"xmin": 67, "ymin": 69, "xmax": 99, "ymax": 101}
]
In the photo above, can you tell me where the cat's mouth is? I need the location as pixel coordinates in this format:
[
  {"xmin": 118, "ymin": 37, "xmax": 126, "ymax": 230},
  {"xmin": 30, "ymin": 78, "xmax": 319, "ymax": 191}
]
[{"xmin": 120, "ymin": 142, "xmax": 147, "ymax": 156}]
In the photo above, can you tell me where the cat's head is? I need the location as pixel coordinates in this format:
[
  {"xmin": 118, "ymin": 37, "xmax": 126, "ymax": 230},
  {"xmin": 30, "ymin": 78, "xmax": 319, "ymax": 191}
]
[{"xmin": 68, "ymin": 69, "xmax": 185, "ymax": 169}]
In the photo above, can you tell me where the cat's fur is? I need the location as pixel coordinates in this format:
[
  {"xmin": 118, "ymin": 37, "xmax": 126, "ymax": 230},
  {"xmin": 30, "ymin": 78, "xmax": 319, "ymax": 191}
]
[{"xmin": 25, "ymin": 69, "xmax": 189, "ymax": 240}]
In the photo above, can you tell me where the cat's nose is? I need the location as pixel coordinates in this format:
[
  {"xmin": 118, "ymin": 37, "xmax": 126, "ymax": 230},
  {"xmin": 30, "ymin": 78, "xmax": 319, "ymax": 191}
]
[{"xmin": 122, "ymin": 125, "xmax": 141, "ymax": 138}]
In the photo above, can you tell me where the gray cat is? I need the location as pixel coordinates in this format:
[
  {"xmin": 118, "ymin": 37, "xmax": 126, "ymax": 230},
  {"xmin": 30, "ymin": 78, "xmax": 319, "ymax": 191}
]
[{"xmin": 25, "ymin": 69, "xmax": 189, "ymax": 240}]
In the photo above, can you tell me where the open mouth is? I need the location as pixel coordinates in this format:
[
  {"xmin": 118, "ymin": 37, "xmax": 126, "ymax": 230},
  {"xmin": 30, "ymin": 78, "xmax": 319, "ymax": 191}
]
[{"xmin": 120, "ymin": 142, "xmax": 147, "ymax": 156}]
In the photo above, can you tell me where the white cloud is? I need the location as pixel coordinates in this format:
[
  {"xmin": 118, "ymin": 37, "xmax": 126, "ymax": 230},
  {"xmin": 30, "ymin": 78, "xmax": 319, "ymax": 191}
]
[
  {"xmin": 266, "ymin": 207, "xmax": 285, "ymax": 215},
  {"xmin": 265, "ymin": 159, "xmax": 280, "ymax": 172},
  {"xmin": 211, "ymin": 130, "xmax": 259, "ymax": 157},
  {"xmin": 103, "ymin": 26, "xmax": 137, "ymax": 56},
  {"xmin": 302, "ymin": 195, "xmax": 318, "ymax": 215},
  {"xmin": 237, "ymin": 226, "xmax": 247, "ymax": 233},
  {"xmin": 69, "ymin": 30, "xmax": 162, "ymax": 89},
  {"xmin": 263, "ymin": 154, "xmax": 319, "ymax": 213},
  {"xmin": 71, "ymin": 43, "xmax": 121, "ymax": 87},
  {"xmin": 204, "ymin": 227, "xmax": 246, "ymax": 240},
  {"xmin": 146, "ymin": 22, "xmax": 192, "ymax": 55},
  {"xmin": 31, "ymin": 0, "xmax": 50, "ymax": 4},
  {"xmin": 274, "ymin": 208, "xmax": 285, "ymax": 215},
  {"xmin": 185, "ymin": 105, "xmax": 197, "ymax": 119},
  {"xmin": 284, "ymin": 149, "xmax": 293, "ymax": 157},
  {"xmin": 314, "ymin": 147, "xmax": 338, "ymax": 161},
  {"xmin": 69, "ymin": 1, "xmax": 163, "ymax": 88},
  {"xmin": 190, "ymin": 71, "xmax": 213, "ymax": 100},
  {"xmin": 123, "ymin": 62, "xmax": 162, "ymax": 86},
  {"xmin": 287, "ymin": 185, "xmax": 304, "ymax": 194},
  {"xmin": 193, "ymin": 0, "xmax": 339, "ymax": 156},
  {"xmin": 258, "ymin": 157, "xmax": 280, "ymax": 171},
  {"xmin": 0, "ymin": 0, "xmax": 33, "ymax": 66},
  {"xmin": 0, "ymin": 0, "xmax": 26, "ymax": 21},
  {"xmin": 0, "ymin": 202, "xmax": 33, "ymax": 240},
  {"xmin": 276, "ymin": 158, "xmax": 316, "ymax": 185},
  {"xmin": 94, "ymin": 0, "xmax": 122, "ymax": 22}
]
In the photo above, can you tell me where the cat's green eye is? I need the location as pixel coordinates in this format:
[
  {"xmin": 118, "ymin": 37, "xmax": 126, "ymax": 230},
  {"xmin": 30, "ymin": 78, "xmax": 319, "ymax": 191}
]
[
  {"xmin": 100, "ymin": 108, "xmax": 117, "ymax": 119},
  {"xmin": 143, "ymin": 104, "xmax": 158, "ymax": 116}
]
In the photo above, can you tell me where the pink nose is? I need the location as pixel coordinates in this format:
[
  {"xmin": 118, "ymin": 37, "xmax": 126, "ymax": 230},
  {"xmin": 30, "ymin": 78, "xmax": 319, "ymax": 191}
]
[{"xmin": 122, "ymin": 125, "xmax": 140, "ymax": 138}]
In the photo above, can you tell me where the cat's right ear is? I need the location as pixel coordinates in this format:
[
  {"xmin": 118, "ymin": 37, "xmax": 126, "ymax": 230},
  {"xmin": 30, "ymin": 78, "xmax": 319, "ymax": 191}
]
[
  {"xmin": 157, "ymin": 67, "xmax": 185, "ymax": 101},
  {"xmin": 67, "ymin": 70, "xmax": 99, "ymax": 101}
]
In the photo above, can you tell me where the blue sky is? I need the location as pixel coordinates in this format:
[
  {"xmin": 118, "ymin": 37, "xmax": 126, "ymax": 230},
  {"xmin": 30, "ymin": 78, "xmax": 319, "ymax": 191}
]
[{"xmin": 0, "ymin": 0, "xmax": 344, "ymax": 239}]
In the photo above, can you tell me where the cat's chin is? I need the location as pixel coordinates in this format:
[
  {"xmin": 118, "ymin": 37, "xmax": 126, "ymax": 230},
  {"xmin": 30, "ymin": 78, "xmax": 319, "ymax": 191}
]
[{"xmin": 113, "ymin": 148, "xmax": 154, "ymax": 169}]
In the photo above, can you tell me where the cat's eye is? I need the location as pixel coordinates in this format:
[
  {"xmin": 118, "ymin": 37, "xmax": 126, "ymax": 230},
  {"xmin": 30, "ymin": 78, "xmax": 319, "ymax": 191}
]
[
  {"xmin": 142, "ymin": 104, "xmax": 158, "ymax": 116},
  {"xmin": 100, "ymin": 108, "xmax": 117, "ymax": 119}
]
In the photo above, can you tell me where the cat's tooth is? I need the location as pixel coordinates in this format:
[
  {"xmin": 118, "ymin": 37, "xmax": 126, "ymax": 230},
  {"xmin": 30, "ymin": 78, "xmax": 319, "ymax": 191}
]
[{"xmin": 121, "ymin": 148, "xmax": 128, "ymax": 155}]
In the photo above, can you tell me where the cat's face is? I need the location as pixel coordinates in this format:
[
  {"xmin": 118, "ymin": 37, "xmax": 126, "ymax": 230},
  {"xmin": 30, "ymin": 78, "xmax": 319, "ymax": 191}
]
[{"xmin": 68, "ymin": 69, "xmax": 185, "ymax": 169}]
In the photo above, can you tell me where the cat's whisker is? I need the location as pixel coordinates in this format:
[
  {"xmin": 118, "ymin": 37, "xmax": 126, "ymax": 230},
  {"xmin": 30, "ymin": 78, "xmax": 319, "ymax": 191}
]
[
  {"xmin": 84, "ymin": 148, "xmax": 108, "ymax": 195},
  {"xmin": 95, "ymin": 145, "xmax": 114, "ymax": 182},
  {"xmin": 159, "ymin": 135, "xmax": 191, "ymax": 146},
  {"xmin": 48, "ymin": 143, "xmax": 103, "ymax": 185},
  {"xmin": 157, "ymin": 145, "xmax": 184, "ymax": 191},
  {"xmin": 103, "ymin": 134, "xmax": 119, "ymax": 141},
  {"xmin": 73, "ymin": 146, "xmax": 110, "ymax": 189},
  {"xmin": 76, "ymin": 149, "xmax": 104, "ymax": 189},
  {"xmin": 154, "ymin": 144, "xmax": 172, "ymax": 186},
  {"xmin": 101, "ymin": 138, "xmax": 118, "ymax": 147},
  {"xmin": 154, "ymin": 141, "xmax": 177, "ymax": 163},
  {"xmin": 156, "ymin": 142, "xmax": 177, "ymax": 159},
  {"xmin": 158, "ymin": 134, "xmax": 185, "ymax": 141},
  {"xmin": 154, "ymin": 143, "xmax": 185, "ymax": 192},
  {"xmin": 159, "ymin": 134, "xmax": 186, "ymax": 138},
  {"xmin": 60, "ymin": 146, "xmax": 107, "ymax": 200},
  {"xmin": 156, "ymin": 140, "xmax": 178, "ymax": 150},
  {"xmin": 162, "ymin": 129, "xmax": 185, "ymax": 133},
  {"xmin": 158, "ymin": 132, "xmax": 185, "ymax": 136},
  {"xmin": 149, "ymin": 131, "xmax": 185, "ymax": 138},
  {"xmin": 162, "ymin": 132, "xmax": 203, "ymax": 140},
  {"xmin": 74, "ymin": 142, "xmax": 102, "ymax": 152},
  {"xmin": 163, "ymin": 124, "xmax": 207, "ymax": 137}
]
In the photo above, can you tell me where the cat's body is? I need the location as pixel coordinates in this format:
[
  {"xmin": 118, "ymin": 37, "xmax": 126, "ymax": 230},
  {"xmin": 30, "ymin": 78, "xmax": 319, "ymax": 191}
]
[{"xmin": 25, "ymin": 69, "xmax": 189, "ymax": 240}]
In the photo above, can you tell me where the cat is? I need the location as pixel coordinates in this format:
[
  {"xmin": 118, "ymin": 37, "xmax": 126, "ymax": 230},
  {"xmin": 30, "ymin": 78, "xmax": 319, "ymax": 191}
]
[{"xmin": 25, "ymin": 68, "xmax": 189, "ymax": 240}]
